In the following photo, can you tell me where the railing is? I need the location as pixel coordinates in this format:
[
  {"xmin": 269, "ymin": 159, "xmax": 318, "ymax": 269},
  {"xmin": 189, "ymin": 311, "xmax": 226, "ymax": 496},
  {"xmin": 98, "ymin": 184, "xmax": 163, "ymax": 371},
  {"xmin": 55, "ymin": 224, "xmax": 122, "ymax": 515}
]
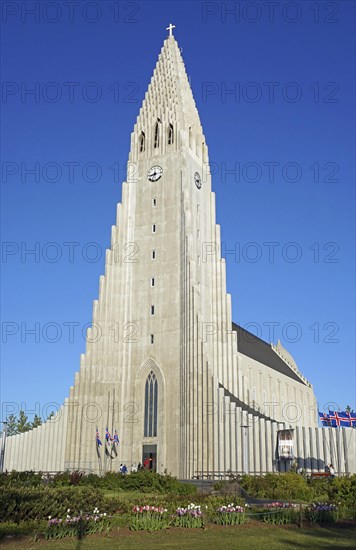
[
  {"xmin": 192, "ymin": 471, "xmax": 273, "ymax": 480},
  {"xmin": 192, "ymin": 470, "xmax": 351, "ymax": 479}
]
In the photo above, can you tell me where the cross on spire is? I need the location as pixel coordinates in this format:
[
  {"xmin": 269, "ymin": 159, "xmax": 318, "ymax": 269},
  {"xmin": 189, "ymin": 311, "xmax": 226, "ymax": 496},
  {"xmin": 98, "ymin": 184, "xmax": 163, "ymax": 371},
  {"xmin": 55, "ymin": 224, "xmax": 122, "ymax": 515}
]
[{"xmin": 166, "ymin": 23, "xmax": 175, "ymax": 37}]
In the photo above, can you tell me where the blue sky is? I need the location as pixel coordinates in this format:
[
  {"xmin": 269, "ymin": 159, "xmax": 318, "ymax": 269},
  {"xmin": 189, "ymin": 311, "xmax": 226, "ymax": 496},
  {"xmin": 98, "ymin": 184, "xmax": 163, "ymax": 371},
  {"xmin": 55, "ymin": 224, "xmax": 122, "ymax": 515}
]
[{"xmin": 1, "ymin": 0, "xmax": 355, "ymax": 422}]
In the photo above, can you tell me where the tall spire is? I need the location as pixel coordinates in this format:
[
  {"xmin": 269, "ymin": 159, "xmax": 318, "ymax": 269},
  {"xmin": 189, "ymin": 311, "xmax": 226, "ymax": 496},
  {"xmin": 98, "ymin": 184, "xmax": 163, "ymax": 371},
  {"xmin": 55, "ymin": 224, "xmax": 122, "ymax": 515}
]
[{"xmin": 130, "ymin": 33, "xmax": 205, "ymax": 161}]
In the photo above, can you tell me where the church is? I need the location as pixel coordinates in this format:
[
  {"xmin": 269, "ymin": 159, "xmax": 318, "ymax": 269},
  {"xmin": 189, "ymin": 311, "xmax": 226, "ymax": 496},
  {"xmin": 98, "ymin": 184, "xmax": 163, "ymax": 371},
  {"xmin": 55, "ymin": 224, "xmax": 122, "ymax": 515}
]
[{"xmin": 3, "ymin": 28, "xmax": 355, "ymax": 477}]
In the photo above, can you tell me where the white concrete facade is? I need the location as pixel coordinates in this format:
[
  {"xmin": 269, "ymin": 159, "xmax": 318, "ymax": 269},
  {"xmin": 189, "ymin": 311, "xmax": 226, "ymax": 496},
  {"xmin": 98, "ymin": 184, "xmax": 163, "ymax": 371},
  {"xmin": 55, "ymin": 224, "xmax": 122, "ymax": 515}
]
[{"xmin": 3, "ymin": 35, "xmax": 355, "ymax": 476}]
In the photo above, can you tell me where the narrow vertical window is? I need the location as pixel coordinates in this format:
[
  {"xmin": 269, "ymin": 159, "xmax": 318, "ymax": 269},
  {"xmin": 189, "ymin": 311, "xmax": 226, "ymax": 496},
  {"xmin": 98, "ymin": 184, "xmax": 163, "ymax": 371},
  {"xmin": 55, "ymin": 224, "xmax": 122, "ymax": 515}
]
[
  {"xmin": 151, "ymin": 277, "xmax": 155, "ymax": 287},
  {"xmin": 150, "ymin": 334, "xmax": 154, "ymax": 344},
  {"xmin": 152, "ymin": 224, "xmax": 156, "ymax": 233},
  {"xmin": 151, "ymin": 305, "xmax": 155, "ymax": 315},
  {"xmin": 168, "ymin": 123, "xmax": 174, "ymax": 145},
  {"xmin": 144, "ymin": 370, "xmax": 158, "ymax": 437},
  {"xmin": 154, "ymin": 121, "xmax": 160, "ymax": 148},
  {"xmin": 152, "ymin": 250, "xmax": 156, "ymax": 260},
  {"xmin": 139, "ymin": 131, "xmax": 145, "ymax": 152},
  {"xmin": 152, "ymin": 198, "xmax": 157, "ymax": 207}
]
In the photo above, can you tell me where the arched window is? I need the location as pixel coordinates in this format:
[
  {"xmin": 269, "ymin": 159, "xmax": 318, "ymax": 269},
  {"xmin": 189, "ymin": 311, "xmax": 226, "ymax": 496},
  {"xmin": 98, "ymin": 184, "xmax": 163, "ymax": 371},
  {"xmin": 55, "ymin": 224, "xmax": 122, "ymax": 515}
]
[
  {"xmin": 139, "ymin": 131, "xmax": 145, "ymax": 152},
  {"xmin": 154, "ymin": 121, "xmax": 160, "ymax": 148},
  {"xmin": 168, "ymin": 123, "xmax": 174, "ymax": 145},
  {"xmin": 144, "ymin": 370, "xmax": 158, "ymax": 437}
]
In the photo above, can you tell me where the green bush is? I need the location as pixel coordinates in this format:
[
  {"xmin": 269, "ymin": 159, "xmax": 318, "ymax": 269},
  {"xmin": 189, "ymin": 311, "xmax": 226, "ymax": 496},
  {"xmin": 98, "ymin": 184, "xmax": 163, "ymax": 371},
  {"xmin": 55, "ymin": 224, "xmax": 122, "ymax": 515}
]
[
  {"xmin": 326, "ymin": 476, "xmax": 356, "ymax": 507},
  {"xmin": 239, "ymin": 473, "xmax": 312, "ymax": 501},
  {"xmin": 98, "ymin": 470, "xmax": 197, "ymax": 495},
  {"xmin": 0, "ymin": 486, "xmax": 105, "ymax": 523},
  {"xmin": 0, "ymin": 470, "xmax": 44, "ymax": 488},
  {"xmin": 0, "ymin": 520, "xmax": 46, "ymax": 539}
]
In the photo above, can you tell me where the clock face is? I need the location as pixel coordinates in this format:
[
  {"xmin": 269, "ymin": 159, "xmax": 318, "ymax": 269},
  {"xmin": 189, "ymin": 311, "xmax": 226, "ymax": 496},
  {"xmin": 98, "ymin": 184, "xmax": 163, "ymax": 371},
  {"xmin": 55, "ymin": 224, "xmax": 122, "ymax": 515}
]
[
  {"xmin": 194, "ymin": 172, "xmax": 202, "ymax": 189},
  {"xmin": 147, "ymin": 165, "xmax": 163, "ymax": 182}
]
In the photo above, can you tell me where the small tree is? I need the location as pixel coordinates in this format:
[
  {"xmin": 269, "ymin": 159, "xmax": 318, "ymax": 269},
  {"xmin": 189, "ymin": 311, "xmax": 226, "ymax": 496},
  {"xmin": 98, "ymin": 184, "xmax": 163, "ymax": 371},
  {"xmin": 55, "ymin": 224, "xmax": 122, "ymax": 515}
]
[
  {"xmin": 16, "ymin": 410, "xmax": 31, "ymax": 433},
  {"xmin": 31, "ymin": 414, "xmax": 42, "ymax": 429},
  {"xmin": 6, "ymin": 414, "xmax": 18, "ymax": 436},
  {"xmin": 345, "ymin": 405, "xmax": 354, "ymax": 413}
]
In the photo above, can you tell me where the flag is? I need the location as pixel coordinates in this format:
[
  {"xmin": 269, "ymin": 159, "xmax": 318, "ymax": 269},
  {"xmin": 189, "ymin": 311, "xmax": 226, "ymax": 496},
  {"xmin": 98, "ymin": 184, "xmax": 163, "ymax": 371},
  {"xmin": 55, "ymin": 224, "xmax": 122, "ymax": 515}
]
[
  {"xmin": 337, "ymin": 411, "xmax": 356, "ymax": 427},
  {"xmin": 95, "ymin": 428, "xmax": 102, "ymax": 460},
  {"xmin": 105, "ymin": 427, "xmax": 114, "ymax": 458},
  {"xmin": 96, "ymin": 428, "xmax": 102, "ymax": 446},
  {"xmin": 338, "ymin": 411, "xmax": 353, "ymax": 427},
  {"xmin": 111, "ymin": 430, "xmax": 119, "ymax": 457},
  {"xmin": 328, "ymin": 411, "xmax": 341, "ymax": 427},
  {"xmin": 328, "ymin": 410, "xmax": 355, "ymax": 427},
  {"xmin": 318, "ymin": 412, "xmax": 330, "ymax": 426},
  {"xmin": 105, "ymin": 427, "xmax": 113, "ymax": 443},
  {"xmin": 346, "ymin": 411, "xmax": 356, "ymax": 427}
]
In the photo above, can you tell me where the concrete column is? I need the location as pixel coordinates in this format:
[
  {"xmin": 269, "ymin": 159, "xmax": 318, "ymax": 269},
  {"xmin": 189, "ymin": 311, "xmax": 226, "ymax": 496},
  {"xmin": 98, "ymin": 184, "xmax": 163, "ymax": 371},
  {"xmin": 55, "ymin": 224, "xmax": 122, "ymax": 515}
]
[
  {"xmin": 4, "ymin": 434, "xmax": 12, "ymax": 471},
  {"xmin": 322, "ymin": 428, "xmax": 329, "ymax": 468},
  {"xmin": 212, "ymin": 379, "xmax": 219, "ymax": 474},
  {"xmin": 342, "ymin": 428, "xmax": 349, "ymax": 474},
  {"xmin": 252, "ymin": 415, "xmax": 259, "ymax": 473},
  {"xmin": 265, "ymin": 420, "xmax": 272, "ymax": 472},
  {"xmin": 315, "ymin": 427, "xmax": 323, "ymax": 471},
  {"xmin": 259, "ymin": 419, "xmax": 266, "ymax": 474},
  {"xmin": 309, "ymin": 427, "xmax": 317, "ymax": 472},
  {"xmin": 229, "ymin": 402, "xmax": 236, "ymax": 473},
  {"xmin": 302, "ymin": 427, "xmax": 311, "ymax": 472},
  {"xmin": 270, "ymin": 422, "xmax": 277, "ymax": 472},
  {"xmin": 335, "ymin": 428, "xmax": 342, "ymax": 474},
  {"xmin": 329, "ymin": 428, "xmax": 336, "ymax": 466}
]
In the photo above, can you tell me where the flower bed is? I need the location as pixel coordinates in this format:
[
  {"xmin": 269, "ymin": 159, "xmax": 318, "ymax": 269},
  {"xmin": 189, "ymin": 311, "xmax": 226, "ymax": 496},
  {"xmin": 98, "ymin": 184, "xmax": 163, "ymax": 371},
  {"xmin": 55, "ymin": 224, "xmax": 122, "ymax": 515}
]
[
  {"xmin": 305, "ymin": 503, "xmax": 338, "ymax": 525},
  {"xmin": 45, "ymin": 508, "xmax": 110, "ymax": 540},
  {"xmin": 129, "ymin": 505, "xmax": 169, "ymax": 531},
  {"xmin": 257, "ymin": 502, "xmax": 299, "ymax": 525},
  {"xmin": 172, "ymin": 504, "xmax": 204, "ymax": 528},
  {"xmin": 213, "ymin": 503, "xmax": 246, "ymax": 525}
]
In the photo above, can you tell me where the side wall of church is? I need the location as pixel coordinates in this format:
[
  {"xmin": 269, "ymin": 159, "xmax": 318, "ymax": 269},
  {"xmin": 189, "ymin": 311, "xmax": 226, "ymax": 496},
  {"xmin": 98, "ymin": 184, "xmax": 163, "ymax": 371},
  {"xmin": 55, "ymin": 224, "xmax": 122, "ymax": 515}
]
[
  {"xmin": 237, "ymin": 352, "xmax": 318, "ymax": 429},
  {"xmin": 3, "ymin": 402, "xmax": 68, "ymax": 472}
]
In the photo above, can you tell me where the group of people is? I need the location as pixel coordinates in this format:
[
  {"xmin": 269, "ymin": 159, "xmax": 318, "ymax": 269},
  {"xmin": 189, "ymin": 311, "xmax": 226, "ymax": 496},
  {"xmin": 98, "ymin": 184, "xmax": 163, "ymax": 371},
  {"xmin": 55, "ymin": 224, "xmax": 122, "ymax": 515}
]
[
  {"xmin": 119, "ymin": 462, "xmax": 145, "ymax": 474},
  {"xmin": 291, "ymin": 459, "xmax": 336, "ymax": 478}
]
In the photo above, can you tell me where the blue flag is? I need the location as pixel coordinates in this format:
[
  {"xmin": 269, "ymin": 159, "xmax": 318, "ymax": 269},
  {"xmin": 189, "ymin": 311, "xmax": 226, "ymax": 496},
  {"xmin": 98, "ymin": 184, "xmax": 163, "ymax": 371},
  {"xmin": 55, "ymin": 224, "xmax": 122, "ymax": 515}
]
[
  {"xmin": 96, "ymin": 428, "xmax": 102, "ymax": 446},
  {"xmin": 318, "ymin": 412, "xmax": 330, "ymax": 426}
]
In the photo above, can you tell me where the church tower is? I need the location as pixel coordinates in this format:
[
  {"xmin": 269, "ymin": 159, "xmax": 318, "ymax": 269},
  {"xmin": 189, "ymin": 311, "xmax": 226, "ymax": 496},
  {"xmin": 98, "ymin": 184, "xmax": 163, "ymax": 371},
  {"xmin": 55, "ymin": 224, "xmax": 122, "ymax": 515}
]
[
  {"xmin": 65, "ymin": 30, "xmax": 223, "ymax": 477},
  {"xmin": 7, "ymin": 28, "xmax": 351, "ymax": 479}
]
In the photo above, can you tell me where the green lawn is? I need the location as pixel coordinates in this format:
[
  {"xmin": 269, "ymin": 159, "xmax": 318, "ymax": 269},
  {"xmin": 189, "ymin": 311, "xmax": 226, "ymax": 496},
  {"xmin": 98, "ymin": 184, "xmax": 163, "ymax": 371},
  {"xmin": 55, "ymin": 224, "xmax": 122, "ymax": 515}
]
[{"xmin": 2, "ymin": 524, "xmax": 355, "ymax": 550}]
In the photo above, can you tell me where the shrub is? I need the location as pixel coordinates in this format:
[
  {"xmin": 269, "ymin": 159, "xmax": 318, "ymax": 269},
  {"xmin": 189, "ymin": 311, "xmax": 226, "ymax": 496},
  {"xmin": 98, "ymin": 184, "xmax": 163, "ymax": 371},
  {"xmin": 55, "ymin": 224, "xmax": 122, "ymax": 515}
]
[
  {"xmin": 239, "ymin": 473, "xmax": 312, "ymax": 501},
  {"xmin": 326, "ymin": 476, "xmax": 356, "ymax": 509},
  {"xmin": 0, "ymin": 486, "xmax": 105, "ymax": 523},
  {"xmin": 0, "ymin": 470, "xmax": 43, "ymax": 488},
  {"xmin": 0, "ymin": 520, "xmax": 46, "ymax": 540}
]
